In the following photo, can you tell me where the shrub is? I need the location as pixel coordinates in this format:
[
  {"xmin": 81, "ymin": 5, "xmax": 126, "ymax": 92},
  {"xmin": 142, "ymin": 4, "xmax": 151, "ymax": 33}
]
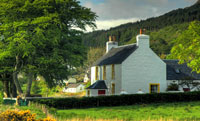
[
  {"xmin": 167, "ymin": 83, "xmax": 179, "ymax": 91},
  {"xmin": 0, "ymin": 110, "xmax": 56, "ymax": 121},
  {"xmin": 30, "ymin": 91, "xmax": 200, "ymax": 109}
]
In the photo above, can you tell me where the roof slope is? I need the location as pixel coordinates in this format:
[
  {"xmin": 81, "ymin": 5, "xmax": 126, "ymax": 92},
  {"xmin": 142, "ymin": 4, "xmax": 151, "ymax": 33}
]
[
  {"xmin": 86, "ymin": 80, "xmax": 108, "ymax": 89},
  {"xmin": 164, "ymin": 60, "xmax": 200, "ymax": 80},
  {"xmin": 93, "ymin": 44, "xmax": 138, "ymax": 66},
  {"xmin": 67, "ymin": 83, "xmax": 82, "ymax": 88}
]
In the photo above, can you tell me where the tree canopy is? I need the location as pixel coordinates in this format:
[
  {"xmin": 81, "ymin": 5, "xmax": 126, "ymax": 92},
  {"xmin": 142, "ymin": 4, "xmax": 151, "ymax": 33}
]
[
  {"xmin": 170, "ymin": 21, "xmax": 200, "ymax": 73},
  {"xmin": 0, "ymin": 0, "xmax": 97, "ymax": 96}
]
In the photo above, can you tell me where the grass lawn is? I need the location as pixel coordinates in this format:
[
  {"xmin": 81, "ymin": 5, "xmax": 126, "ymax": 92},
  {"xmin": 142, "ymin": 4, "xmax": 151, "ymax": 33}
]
[
  {"xmin": 56, "ymin": 101, "xmax": 200, "ymax": 121},
  {"xmin": 0, "ymin": 104, "xmax": 47, "ymax": 119}
]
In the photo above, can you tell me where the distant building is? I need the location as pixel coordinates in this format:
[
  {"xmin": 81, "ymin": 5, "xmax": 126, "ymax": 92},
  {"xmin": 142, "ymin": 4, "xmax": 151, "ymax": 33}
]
[
  {"xmin": 63, "ymin": 83, "xmax": 85, "ymax": 93},
  {"xmin": 68, "ymin": 78, "xmax": 77, "ymax": 84},
  {"xmin": 84, "ymin": 74, "xmax": 89, "ymax": 83}
]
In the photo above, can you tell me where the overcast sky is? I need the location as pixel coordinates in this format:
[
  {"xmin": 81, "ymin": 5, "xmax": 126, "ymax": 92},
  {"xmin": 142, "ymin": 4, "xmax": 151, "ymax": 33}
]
[{"xmin": 79, "ymin": 0, "xmax": 197, "ymax": 31}]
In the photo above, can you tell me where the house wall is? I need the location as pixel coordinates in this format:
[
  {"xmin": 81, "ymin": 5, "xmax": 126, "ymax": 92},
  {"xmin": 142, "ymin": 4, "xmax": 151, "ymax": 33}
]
[
  {"xmin": 63, "ymin": 88, "xmax": 76, "ymax": 93},
  {"xmin": 167, "ymin": 80, "xmax": 200, "ymax": 92},
  {"xmin": 102, "ymin": 64, "xmax": 122, "ymax": 95},
  {"xmin": 87, "ymin": 89, "xmax": 108, "ymax": 96},
  {"xmin": 76, "ymin": 84, "xmax": 85, "ymax": 93},
  {"xmin": 90, "ymin": 64, "xmax": 122, "ymax": 95},
  {"xmin": 122, "ymin": 36, "xmax": 167, "ymax": 94},
  {"xmin": 91, "ymin": 66, "xmax": 96, "ymax": 84},
  {"xmin": 63, "ymin": 84, "xmax": 85, "ymax": 93}
]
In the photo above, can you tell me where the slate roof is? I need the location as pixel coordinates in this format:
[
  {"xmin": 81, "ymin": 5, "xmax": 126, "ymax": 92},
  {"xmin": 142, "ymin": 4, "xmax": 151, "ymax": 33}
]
[
  {"xmin": 67, "ymin": 83, "xmax": 82, "ymax": 88},
  {"xmin": 163, "ymin": 60, "xmax": 200, "ymax": 80},
  {"xmin": 93, "ymin": 44, "xmax": 138, "ymax": 66},
  {"xmin": 86, "ymin": 80, "xmax": 108, "ymax": 89}
]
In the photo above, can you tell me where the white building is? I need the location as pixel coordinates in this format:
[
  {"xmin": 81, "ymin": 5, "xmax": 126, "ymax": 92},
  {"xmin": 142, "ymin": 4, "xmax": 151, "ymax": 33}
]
[
  {"xmin": 63, "ymin": 83, "xmax": 85, "ymax": 93},
  {"xmin": 87, "ymin": 34, "xmax": 200, "ymax": 96},
  {"xmin": 84, "ymin": 74, "xmax": 89, "ymax": 83}
]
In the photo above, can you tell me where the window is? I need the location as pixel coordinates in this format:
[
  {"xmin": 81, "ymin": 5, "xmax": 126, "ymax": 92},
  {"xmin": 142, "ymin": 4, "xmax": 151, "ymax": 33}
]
[
  {"xmin": 103, "ymin": 65, "xmax": 106, "ymax": 80},
  {"xmin": 175, "ymin": 68, "xmax": 180, "ymax": 74},
  {"xmin": 149, "ymin": 83, "xmax": 160, "ymax": 93},
  {"xmin": 111, "ymin": 83, "xmax": 115, "ymax": 94},
  {"xmin": 111, "ymin": 64, "xmax": 115, "ymax": 80},
  {"xmin": 95, "ymin": 66, "xmax": 99, "ymax": 80}
]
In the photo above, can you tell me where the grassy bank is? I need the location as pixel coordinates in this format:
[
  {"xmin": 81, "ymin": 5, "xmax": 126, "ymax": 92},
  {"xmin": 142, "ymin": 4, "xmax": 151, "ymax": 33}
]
[
  {"xmin": 0, "ymin": 104, "xmax": 46, "ymax": 119},
  {"xmin": 56, "ymin": 101, "xmax": 200, "ymax": 121}
]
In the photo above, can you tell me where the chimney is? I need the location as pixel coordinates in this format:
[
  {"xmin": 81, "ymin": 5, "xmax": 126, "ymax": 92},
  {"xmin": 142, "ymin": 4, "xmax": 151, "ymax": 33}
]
[
  {"xmin": 136, "ymin": 29, "xmax": 149, "ymax": 48},
  {"xmin": 106, "ymin": 36, "xmax": 118, "ymax": 53}
]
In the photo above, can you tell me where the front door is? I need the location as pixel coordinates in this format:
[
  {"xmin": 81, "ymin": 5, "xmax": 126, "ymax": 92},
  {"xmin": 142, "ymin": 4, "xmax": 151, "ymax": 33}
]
[{"xmin": 98, "ymin": 90, "xmax": 106, "ymax": 95}]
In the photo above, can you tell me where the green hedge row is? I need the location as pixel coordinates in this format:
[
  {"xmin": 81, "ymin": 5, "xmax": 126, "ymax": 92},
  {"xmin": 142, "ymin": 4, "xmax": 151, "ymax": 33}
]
[{"xmin": 31, "ymin": 91, "xmax": 200, "ymax": 109}]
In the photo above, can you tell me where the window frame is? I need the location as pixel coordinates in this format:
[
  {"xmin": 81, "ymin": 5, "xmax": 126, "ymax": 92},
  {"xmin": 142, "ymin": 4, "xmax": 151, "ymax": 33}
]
[
  {"xmin": 103, "ymin": 65, "xmax": 106, "ymax": 80},
  {"xmin": 111, "ymin": 83, "xmax": 115, "ymax": 95},
  {"xmin": 95, "ymin": 66, "xmax": 99, "ymax": 80},
  {"xmin": 111, "ymin": 64, "xmax": 115, "ymax": 80},
  {"xmin": 149, "ymin": 83, "xmax": 160, "ymax": 93}
]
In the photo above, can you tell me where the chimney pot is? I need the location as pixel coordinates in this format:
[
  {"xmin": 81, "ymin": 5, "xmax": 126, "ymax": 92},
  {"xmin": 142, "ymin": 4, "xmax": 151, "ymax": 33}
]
[
  {"xmin": 109, "ymin": 36, "xmax": 112, "ymax": 41},
  {"xmin": 112, "ymin": 36, "xmax": 116, "ymax": 41},
  {"xmin": 140, "ymin": 29, "xmax": 142, "ymax": 35}
]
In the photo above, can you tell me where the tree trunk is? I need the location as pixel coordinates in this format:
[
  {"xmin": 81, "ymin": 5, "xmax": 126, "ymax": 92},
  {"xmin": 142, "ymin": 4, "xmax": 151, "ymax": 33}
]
[
  {"xmin": 25, "ymin": 72, "xmax": 34, "ymax": 97},
  {"xmin": 3, "ymin": 80, "xmax": 10, "ymax": 98},
  {"xmin": 13, "ymin": 56, "xmax": 23, "ymax": 95},
  {"xmin": 10, "ymin": 79, "xmax": 17, "ymax": 98}
]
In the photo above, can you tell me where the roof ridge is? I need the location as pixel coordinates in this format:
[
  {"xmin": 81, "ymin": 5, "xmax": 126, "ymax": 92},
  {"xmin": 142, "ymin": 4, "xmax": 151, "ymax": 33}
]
[
  {"xmin": 117, "ymin": 43, "xmax": 136, "ymax": 48},
  {"xmin": 163, "ymin": 59, "xmax": 179, "ymax": 61}
]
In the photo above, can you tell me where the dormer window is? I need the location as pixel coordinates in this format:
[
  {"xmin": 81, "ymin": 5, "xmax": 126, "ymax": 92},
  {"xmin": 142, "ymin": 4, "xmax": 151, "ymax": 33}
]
[{"xmin": 175, "ymin": 68, "xmax": 180, "ymax": 74}]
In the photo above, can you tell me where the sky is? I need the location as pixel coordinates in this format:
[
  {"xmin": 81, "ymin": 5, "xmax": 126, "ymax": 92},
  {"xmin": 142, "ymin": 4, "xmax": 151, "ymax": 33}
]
[{"xmin": 79, "ymin": 0, "xmax": 198, "ymax": 32}]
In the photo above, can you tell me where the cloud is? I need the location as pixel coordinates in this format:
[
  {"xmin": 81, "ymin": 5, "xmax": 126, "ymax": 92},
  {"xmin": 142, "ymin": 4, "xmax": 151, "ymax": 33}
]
[
  {"xmin": 84, "ymin": 0, "xmax": 171, "ymax": 20},
  {"xmin": 86, "ymin": 18, "xmax": 140, "ymax": 32},
  {"xmin": 82, "ymin": 0, "xmax": 197, "ymax": 31}
]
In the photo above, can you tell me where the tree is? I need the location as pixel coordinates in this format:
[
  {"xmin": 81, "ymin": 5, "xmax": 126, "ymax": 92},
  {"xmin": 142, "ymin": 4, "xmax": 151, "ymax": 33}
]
[
  {"xmin": 0, "ymin": 0, "xmax": 96, "ymax": 96},
  {"xmin": 170, "ymin": 21, "xmax": 200, "ymax": 73}
]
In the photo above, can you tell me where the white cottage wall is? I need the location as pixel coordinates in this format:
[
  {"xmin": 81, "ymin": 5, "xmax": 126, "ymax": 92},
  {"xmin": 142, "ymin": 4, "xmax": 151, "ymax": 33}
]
[
  {"xmin": 121, "ymin": 35, "xmax": 167, "ymax": 94},
  {"xmin": 102, "ymin": 64, "xmax": 122, "ymax": 95},
  {"xmin": 91, "ymin": 66, "xmax": 96, "ymax": 84},
  {"xmin": 88, "ymin": 89, "xmax": 108, "ymax": 96}
]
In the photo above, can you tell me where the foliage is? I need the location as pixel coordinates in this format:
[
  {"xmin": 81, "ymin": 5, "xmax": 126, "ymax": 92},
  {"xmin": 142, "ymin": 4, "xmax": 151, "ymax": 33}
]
[
  {"xmin": 31, "ymin": 81, "xmax": 41, "ymax": 95},
  {"xmin": 0, "ymin": 0, "xmax": 97, "ymax": 96},
  {"xmin": 170, "ymin": 21, "xmax": 200, "ymax": 73},
  {"xmin": 31, "ymin": 91, "xmax": 200, "ymax": 109},
  {"xmin": 167, "ymin": 83, "xmax": 179, "ymax": 91},
  {"xmin": 0, "ymin": 82, "xmax": 3, "ymax": 104},
  {"xmin": 0, "ymin": 110, "xmax": 55, "ymax": 121},
  {"xmin": 56, "ymin": 101, "xmax": 200, "ymax": 121},
  {"xmin": 85, "ymin": 82, "xmax": 91, "ymax": 89}
]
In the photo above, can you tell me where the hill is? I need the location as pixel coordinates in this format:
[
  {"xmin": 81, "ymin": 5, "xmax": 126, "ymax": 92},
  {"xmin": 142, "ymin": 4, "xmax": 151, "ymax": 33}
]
[{"xmin": 82, "ymin": 2, "xmax": 200, "ymax": 55}]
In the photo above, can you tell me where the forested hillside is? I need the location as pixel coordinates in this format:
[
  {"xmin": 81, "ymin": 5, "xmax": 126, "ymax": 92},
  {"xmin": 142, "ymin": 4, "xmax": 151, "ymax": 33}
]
[{"xmin": 82, "ymin": 1, "xmax": 200, "ymax": 56}]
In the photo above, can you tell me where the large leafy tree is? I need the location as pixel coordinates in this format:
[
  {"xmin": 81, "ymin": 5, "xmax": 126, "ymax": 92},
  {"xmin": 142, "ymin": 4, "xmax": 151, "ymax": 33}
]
[
  {"xmin": 170, "ymin": 21, "xmax": 200, "ymax": 73},
  {"xmin": 0, "ymin": 0, "xmax": 96, "ymax": 96}
]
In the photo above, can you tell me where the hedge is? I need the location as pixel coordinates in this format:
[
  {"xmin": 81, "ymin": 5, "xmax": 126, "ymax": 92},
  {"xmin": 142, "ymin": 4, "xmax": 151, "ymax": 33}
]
[{"xmin": 30, "ymin": 91, "xmax": 200, "ymax": 109}]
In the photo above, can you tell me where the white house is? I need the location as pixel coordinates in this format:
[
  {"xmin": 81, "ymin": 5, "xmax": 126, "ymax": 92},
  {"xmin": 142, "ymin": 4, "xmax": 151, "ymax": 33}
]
[
  {"xmin": 84, "ymin": 74, "xmax": 89, "ymax": 83},
  {"xmin": 63, "ymin": 83, "xmax": 85, "ymax": 93},
  {"xmin": 86, "ymin": 34, "xmax": 200, "ymax": 96}
]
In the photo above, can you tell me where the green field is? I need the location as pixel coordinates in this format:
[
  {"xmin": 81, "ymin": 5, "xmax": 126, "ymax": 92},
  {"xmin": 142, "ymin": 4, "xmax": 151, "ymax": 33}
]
[
  {"xmin": 1, "ymin": 101, "xmax": 200, "ymax": 121},
  {"xmin": 56, "ymin": 101, "xmax": 200, "ymax": 121}
]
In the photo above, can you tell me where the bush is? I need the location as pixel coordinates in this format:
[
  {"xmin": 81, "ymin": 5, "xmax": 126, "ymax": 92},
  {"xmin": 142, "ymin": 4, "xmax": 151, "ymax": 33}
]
[
  {"xmin": 0, "ymin": 110, "xmax": 56, "ymax": 121},
  {"xmin": 30, "ymin": 91, "xmax": 200, "ymax": 109},
  {"xmin": 167, "ymin": 83, "xmax": 179, "ymax": 91}
]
